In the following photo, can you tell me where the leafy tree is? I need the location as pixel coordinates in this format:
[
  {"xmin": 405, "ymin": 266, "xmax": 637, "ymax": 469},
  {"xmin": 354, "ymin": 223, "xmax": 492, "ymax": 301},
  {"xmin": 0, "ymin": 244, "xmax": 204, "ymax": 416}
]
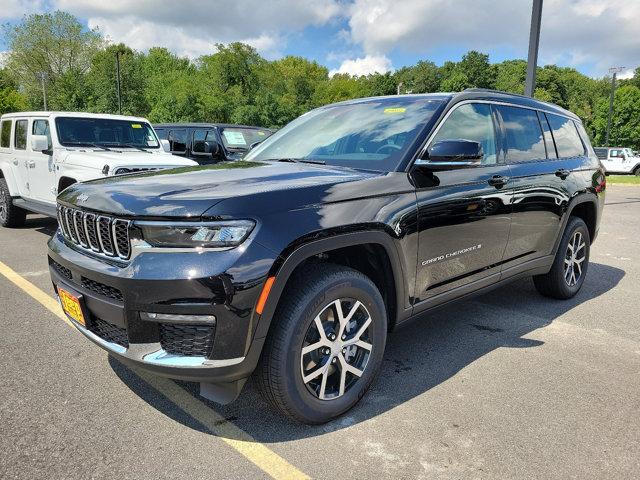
[
  {"xmin": 86, "ymin": 44, "xmax": 149, "ymax": 116},
  {"xmin": 592, "ymin": 85, "xmax": 640, "ymax": 149},
  {"xmin": 3, "ymin": 10, "xmax": 102, "ymax": 110},
  {"xmin": 395, "ymin": 60, "xmax": 442, "ymax": 93},
  {"xmin": 0, "ymin": 69, "xmax": 28, "ymax": 114}
]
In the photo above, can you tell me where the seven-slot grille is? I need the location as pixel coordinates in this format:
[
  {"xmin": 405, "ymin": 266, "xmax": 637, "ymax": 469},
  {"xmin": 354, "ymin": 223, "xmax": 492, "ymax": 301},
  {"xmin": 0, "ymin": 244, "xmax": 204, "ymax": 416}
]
[{"xmin": 57, "ymin": 205, "xmax": 132, "ymax": 260}]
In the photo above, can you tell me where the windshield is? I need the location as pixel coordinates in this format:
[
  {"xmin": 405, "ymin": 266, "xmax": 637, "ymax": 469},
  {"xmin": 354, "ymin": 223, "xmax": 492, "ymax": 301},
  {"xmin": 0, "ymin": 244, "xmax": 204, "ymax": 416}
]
[
  {"xmin": 55, "ymin": 117, "xmax": 159, "ymax": 149},
  {"xmin": 245, "ymin": 98, "xmax": 443, "ymax": 171},
  {"xmin": 220, "ymin": 127, "xmax": 272, "ymax": 151}
]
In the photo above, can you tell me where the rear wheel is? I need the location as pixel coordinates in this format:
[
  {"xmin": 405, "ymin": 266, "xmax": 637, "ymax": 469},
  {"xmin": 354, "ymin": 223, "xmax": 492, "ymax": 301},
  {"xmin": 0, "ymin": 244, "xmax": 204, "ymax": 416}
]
[
  {"xmin": 533, "ymin": 217, "xmax": 590, "ymax": 299},
  {"xmin": 633, "ymin": 166, "xmax": 640, "ymax": 176},
  {"xmin": 0, "ymin": 178, "xmax": 26, "ymax": 228},
  {"xmin": 258, "ymin": 263, "xmax": 387, "ymax": 424}
]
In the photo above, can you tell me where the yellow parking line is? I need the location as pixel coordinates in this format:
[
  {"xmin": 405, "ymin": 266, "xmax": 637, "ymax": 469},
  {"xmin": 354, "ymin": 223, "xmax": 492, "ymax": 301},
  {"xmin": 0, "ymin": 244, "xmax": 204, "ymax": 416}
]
[
  {"xmin": 0, "ymin": 260, "xmax": 72, "ymax": 327},
  {"xmin": 0, "ymin": 259, "xmax": 310, "ymax": 480}
]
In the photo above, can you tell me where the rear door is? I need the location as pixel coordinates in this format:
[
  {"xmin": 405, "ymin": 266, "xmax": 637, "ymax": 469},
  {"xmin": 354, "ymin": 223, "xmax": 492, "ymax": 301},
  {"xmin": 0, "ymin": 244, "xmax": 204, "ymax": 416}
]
[
  {"xmin": 11, "ymin": 118, "xmax": 32, "ymax": 199},
  {"xmin": 606, "ymin": 149, "xmax": 626, "ymax": 172},
  {"xmin": 413, "ymin": 102, "xmax": 513, "ymax": 306},
  {"xmin": 28, "ymin": 118, "xmax": 55, "ymax": 203},
  {"xmin": 499, "ymin": 107, "xmax": 585, "ymax": 273}
]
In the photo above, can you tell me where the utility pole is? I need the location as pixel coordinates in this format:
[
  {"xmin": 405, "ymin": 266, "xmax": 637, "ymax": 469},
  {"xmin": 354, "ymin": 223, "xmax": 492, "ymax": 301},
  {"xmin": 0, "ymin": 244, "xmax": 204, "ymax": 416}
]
[
  {"xmin": 605, "ymin": 66, "xmax": 625, "ymax": 146},
  {"xmin": 115, "ymin": 51, "xmax": 122, "ymax": 115},
  {"xmin": 524, "ymin": 0, "xmax": 543, "ymax": 97},
  {"xmin": 397, "ymin": 82, "xmax": 403, "ymax": 95},
  {"xmin": 37, "ymin": 72, "xmax": 47, "ymax": 111}
]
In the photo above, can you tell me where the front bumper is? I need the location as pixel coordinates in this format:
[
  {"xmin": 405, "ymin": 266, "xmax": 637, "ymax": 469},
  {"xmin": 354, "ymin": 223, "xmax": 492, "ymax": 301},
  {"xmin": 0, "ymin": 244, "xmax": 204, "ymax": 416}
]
[{"xmin": 48, "ymin": 230, "xmax": 274, "ymax": 383}]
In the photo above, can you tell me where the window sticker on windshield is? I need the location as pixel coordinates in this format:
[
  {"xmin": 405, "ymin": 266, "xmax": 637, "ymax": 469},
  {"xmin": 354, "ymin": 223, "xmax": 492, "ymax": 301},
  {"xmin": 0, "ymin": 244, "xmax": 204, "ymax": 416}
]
[
  {"xmin": 131, "ymin": 123, "xmax": 142, "ymax": 129},
  {"xmin": 257, "ymin": 131, "xmax": 266, "ymax": 136},
  {"xmin": 147, "ymin": 135, "xmax": 158, "ymax": 147},
  {"xmin": 384, "ymin": 107, "xmax": 406, "ymax": 114},
  {"xmin": 223, "ymin": 130, "xmax": 247, "ymax": 145}
]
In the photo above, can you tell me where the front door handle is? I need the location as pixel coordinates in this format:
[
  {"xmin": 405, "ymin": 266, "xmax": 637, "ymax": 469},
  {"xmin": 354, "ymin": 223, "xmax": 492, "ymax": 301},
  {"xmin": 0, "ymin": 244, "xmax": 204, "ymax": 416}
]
[
  {"xmin": 12, "ymin": 159, "xmax": 18, "ymax": 166},
  {"xmin": 555, "ymin": 169, "xmax": 570, "ymax": 179},
  {"xmin": 488, "ymin": 175, "xmax": 509, "ymax": 188},
  {"xmin": 27, "ymin": 160, "xmax": 36, "ymax": 169}
]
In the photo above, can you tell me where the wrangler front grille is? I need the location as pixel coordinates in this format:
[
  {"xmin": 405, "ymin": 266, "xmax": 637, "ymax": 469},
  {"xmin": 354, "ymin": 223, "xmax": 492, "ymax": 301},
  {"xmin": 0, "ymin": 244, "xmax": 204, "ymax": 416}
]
[{"xmin": 57, "ymin": 206, "xmax": 131, "ymax": 260}]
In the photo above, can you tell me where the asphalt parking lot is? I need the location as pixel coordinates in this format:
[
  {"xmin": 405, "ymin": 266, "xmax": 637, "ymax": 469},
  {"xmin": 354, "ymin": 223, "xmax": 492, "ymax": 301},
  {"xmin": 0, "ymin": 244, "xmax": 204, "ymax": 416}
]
[{"xmin": 1, "ymin": 186, "xmax": 639, "ymax": 480}]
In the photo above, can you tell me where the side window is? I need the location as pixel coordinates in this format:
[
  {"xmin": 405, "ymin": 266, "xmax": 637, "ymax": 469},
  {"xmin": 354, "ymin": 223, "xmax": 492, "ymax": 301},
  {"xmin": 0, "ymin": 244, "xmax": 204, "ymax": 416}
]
[
  {"xmin": 0, "ymin": 120, "xmax": 11, "ymax": 148},
  {"xmin": 167, "ymin": 129, "xmax": 188, "ymax": 153},
  {"xmin": 192, "ymin": 129, "xmax": 217, "ymax": 155},
  {"xmin": 538, "ymin": 112, "xmax": 557, "ymax": 159},
  {"xmin": 609, "ymin": 149, "xmax": 621, "ymax": 158},
  {"xmin": 32, "ymin": 120, "xmax": 52, "ymax": 149},
  {"xmin": 14, "ymin": 120, "xmax": 27, "ymax": 150},
  {"xmin": 495, "ymin": 105, "xmax": 546, "ymax": 162},
  {"xmin": 431, "ymin": 103, "xmax": 497, "ymax": 165},
  {"xmin": 546, "ymin": 113, "xmax": 585, "ymax": 158},
  {"xmin": 593, "ymin": 148, "xmax": 607, "ymax": 160}
]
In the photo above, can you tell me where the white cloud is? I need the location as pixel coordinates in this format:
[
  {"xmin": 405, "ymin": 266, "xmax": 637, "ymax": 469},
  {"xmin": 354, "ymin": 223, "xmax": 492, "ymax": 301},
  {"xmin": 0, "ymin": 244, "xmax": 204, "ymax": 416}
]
[
  {"xmin": 346, "ymin": 0, "xmax": 640, "ymax": 76},
  {"xmin": 330, "ymin": 54, "xmax": 392, "ymax": 76},
  {"xmin": 0, "ymin": 0, "xmax": 45, "ymax": 20},
  {"xmin": 54, "ymin": 0, "xmax": 341, "ymax": 58}
]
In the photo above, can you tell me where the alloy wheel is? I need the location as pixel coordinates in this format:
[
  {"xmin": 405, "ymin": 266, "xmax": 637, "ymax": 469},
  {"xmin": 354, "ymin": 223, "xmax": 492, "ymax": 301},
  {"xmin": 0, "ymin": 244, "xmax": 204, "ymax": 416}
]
[
  {"xmin": 300, "ymin": 298, "xmax": 373, "ymax": 400},
  {"xmin": 564, "ymin": 230, "xmax": 586, "ymax": 287}
]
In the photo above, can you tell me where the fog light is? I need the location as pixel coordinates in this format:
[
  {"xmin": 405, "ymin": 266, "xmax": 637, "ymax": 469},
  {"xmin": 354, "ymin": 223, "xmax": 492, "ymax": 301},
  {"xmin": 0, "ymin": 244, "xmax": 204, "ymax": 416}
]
[{"xmin": 140, "ymin": 312, "xmax": 216, "ymax": 324}]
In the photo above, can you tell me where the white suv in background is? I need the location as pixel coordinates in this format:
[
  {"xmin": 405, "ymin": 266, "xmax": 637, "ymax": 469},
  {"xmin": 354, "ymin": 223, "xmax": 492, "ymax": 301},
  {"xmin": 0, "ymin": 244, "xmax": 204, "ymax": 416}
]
[
  {"xmin": 594, "ymin": 147, "xmax": 640, "ymax": 175},
  {"xmin": 0, "ymin": 112, "xmax": 197, "ymax": 227}
]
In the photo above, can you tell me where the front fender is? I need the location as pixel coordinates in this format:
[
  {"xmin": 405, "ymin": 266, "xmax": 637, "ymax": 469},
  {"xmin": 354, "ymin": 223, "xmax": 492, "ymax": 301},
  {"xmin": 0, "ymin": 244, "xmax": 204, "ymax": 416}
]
[
  {"xmin": 0, "ymin": 165, "xmax": 20, "ymax": 196},
  {"xmin": 253, "ymin": 230, "xmax": 408, "ymax": 340}
]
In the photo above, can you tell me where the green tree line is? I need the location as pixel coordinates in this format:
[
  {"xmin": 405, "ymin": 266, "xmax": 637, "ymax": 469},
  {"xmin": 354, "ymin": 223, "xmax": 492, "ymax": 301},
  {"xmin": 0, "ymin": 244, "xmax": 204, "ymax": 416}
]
[{"xmin": 2, "ymin": 11, "xmax": 640, "ymax": 148}]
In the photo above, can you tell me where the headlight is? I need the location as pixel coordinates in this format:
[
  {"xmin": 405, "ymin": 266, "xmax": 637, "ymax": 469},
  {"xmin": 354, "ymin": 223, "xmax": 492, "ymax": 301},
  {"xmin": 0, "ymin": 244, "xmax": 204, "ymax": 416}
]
[{"xmin": 136, "ymin": 220, "xmax": 255, "ymax": 248}]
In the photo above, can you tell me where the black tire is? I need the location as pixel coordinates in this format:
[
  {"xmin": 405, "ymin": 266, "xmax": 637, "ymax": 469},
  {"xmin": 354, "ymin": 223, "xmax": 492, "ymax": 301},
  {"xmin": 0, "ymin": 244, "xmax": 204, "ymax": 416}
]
[
  {"xmin": 0, "ymin": 178, "xmax": 26, "ymax": 228},
  {"xmin": 633, "ymin": 166, "xmax": 640, "ymax": 177},
  {"xmin": 533, "ymin": 216, "xmax": 590, "ymax": 299},
  {"xmin": 258, "ymin": 263, "xmax": 387, "ymax": 424}
]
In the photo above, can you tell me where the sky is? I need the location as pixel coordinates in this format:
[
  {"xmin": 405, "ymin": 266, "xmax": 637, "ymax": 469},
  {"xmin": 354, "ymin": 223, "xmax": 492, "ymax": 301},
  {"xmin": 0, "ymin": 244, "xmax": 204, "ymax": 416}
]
[{"xmin": 0, "ymin": 0, "xmax": 638, "ymax": 79}]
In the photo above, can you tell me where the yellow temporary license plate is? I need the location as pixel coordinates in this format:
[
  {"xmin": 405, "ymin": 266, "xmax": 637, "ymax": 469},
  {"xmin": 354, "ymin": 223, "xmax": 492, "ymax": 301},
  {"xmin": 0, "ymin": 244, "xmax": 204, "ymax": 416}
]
[{"xmin": 59, "ymin": 288, "xmax": 85, "ymax": 326}]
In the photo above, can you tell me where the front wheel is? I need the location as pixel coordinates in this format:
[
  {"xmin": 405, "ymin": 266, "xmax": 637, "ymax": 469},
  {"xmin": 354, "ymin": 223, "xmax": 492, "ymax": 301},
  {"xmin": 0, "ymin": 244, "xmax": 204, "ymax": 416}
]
[
  {"xmin": 258, "ymin": 263, "xmax": 387, "ymax": 424},
  {"xmin": 0, "ymin": 178, "xmax": 26, "ymax": 228},
  {"xmin": 533, "ymin": 217, "xmax": 590, "ymax": 299}
]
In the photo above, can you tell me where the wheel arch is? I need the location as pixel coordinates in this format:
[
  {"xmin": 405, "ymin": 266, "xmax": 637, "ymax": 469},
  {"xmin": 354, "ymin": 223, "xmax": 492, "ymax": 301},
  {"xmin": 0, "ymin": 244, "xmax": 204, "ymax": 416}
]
[
  {"xmin": 0, "ymin": 167, "xmax": 19, "ymax": 196},
  {"xmin": 57, "ymin": 176, "xmax": 77, "ymax": 193},
  {"xmin": 254, "ymin": 230, "xmax": 408, "ymax": 340},
  {"xmin": 553, "ymin": 193, "xmax": 599, "ymax": 254}
]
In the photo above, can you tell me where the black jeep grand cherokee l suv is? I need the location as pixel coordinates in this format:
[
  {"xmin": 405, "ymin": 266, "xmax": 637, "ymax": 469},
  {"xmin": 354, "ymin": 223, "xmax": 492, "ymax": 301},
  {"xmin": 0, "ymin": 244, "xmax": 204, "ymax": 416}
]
[{"xmin": 49, "ymin": 90, "xmax": 605, "ymax": 423}]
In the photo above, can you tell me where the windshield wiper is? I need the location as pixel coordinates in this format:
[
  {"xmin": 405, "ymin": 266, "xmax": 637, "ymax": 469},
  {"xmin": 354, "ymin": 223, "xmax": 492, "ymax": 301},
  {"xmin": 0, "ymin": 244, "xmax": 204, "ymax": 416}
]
[
  {"xmin": 275, "ymin": 158, "xmax": 326, "ymax": 165},
  {"xmin": 114, "ymin": 143, "xmax": 152, "ymax": 153},
  {"xmin": 64, "ymin": 142, "xmax": 115, "ymax": 152}
]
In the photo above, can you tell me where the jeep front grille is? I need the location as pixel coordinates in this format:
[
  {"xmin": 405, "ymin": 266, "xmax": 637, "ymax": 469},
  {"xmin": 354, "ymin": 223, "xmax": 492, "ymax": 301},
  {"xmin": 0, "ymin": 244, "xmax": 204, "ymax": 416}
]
[{"xmin": 57, "ymin": 205, "xmax": 131, "ymax": 260}]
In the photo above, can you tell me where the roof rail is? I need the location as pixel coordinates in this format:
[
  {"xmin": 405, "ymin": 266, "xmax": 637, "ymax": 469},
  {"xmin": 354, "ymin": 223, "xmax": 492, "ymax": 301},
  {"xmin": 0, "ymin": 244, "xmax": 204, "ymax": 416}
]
[{"xmin": 461, "ymin": 88, "xmax": 532, "ymax": 100}]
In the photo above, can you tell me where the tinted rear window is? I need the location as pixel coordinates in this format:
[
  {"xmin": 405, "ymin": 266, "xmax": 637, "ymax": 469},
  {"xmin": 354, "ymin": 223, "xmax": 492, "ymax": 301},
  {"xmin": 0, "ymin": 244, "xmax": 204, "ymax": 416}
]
[
  {"xmin": 14, "ymin": 120, "xmax": 27, "ymax": 150},
  {"xmin": 547, "ymin": 113, "xmax": 585, "ymax": 158},
  {"xmin": 593, "ymin": 148, "xmax": 608, "ymax": 160},
  {"xmin": 496, "ymin": 105, "xmax": 546, "ymax": 162},
  {"xmin": 0, "ymin": 120, "xmax": 11, "ymax": 148}
]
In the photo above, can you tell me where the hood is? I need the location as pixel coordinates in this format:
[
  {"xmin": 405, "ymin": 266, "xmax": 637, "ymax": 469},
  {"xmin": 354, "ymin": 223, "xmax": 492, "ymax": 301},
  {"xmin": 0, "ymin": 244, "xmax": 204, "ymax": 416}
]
[
  {"xmin": 57, "ymin": 161, "xmax": 380, "ymax": 218},
  {"xmin": 61, "ymin": 149, "xmax": 197, "ymax": 168}
]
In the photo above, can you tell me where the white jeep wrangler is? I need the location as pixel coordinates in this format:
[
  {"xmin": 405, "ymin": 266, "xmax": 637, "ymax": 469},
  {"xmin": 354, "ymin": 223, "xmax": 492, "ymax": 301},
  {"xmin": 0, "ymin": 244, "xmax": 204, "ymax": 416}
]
[{"xmin": 0, "ymin": 112, "xmax": 197, "ymax": 227}]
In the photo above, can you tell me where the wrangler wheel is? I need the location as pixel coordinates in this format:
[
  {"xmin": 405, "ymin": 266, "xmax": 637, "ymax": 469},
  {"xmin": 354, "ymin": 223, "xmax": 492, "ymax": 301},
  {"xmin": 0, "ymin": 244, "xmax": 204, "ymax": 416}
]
[{"xmin": 0, "ymin": 178, "xmax": 26, "ymax": 228}]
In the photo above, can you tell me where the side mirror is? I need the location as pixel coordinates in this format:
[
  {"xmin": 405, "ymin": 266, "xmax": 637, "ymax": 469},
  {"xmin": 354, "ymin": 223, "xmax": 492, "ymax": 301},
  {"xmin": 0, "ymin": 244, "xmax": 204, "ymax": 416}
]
[
  {"xmin": 31, "ymin": 134, "xmax": 50, "ymax": 153},
  {"xmin": 249, "ymin": 141, "xmax": 262, "ymax": 151},
  {"xmin": 160, "ymin": 139, "xmax": 171, "ymax": 152},
  {"xmin": 415, "ymin": 139, "xmax": 483, "ymax": 170}
]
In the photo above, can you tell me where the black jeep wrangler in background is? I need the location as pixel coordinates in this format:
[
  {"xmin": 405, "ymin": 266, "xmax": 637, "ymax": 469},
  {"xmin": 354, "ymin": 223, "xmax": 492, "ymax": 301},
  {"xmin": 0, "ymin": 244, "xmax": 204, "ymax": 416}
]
[
  {"xmin": 154, "ymin": 123, "xmax": 273, "ymax": 164},
  {"xmin": 49, "ymin": 90, "xmax": 605, "ymax": 423}
]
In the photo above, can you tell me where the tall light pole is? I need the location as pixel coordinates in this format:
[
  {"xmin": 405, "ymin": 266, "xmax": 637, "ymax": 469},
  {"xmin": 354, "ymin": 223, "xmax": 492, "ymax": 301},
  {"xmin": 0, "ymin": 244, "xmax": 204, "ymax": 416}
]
[
  {"xmin": 605, "ymin": 66, "xmax": 625, "ymax": 146},
  {"xmin": 524, "ymin": 0, "xmax": 543, "ymax": 97},
  {"xmin": 115, "ymin": 51, "xmax": 122, "ymax": 115},
  {"xmin": 37, "ymin": 72, "xmax": 48, "ymax": 111},
  {"xmin": 397, "ymin": 82, "xmax": 403, "ymax": 95}
]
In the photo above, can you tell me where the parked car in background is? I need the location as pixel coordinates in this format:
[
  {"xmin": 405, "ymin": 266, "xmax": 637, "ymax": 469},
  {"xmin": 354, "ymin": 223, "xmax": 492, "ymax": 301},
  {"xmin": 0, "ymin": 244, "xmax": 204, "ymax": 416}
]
[
  {"xmin": 154, "ymin": 123, "xmax": 273, "ymax": 164},
  {"xmin": 594, "ymin": 147, "xmax": 640, "ymax": 175},
  {"xmin": 0, "ymin": 112, "xmax": 197, "ymax": 227},
  {"xmin": 49, "ymin": 90, "xmax": 605, "ymax": 423}
]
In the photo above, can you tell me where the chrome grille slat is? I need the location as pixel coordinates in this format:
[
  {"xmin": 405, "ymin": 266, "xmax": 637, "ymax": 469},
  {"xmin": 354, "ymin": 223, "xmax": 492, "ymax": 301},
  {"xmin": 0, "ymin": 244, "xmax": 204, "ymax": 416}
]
[{"xmin": 57, "ymin": 206, "xmax": 131, "ymax": 260}]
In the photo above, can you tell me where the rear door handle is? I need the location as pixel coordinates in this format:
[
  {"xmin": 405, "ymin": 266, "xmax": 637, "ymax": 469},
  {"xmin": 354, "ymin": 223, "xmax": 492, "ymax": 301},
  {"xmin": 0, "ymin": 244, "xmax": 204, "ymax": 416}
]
[
  {"xmin": 12, "ymin": 159, "xmax": 18, "ymax": 166},
  {"xmin": 555, "ymin": 169, "xmax": 570, "ymax": 179},
  {"xmin": 488, "ymin": 175, "xmax": 509, "ymax": 188}
]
